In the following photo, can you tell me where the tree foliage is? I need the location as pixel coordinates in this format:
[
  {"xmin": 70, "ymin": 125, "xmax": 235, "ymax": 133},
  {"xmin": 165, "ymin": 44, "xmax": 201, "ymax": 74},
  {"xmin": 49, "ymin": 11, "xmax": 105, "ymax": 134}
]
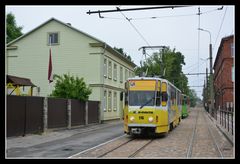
[
  {"xmin": 189, "ymin": 89, "xmax": 198, "ymax": 107},
  {"xmin": 113, "ymin": 47, "xmax": 132, "ymax": 62},
  {"xmin": 135, "ymin": 47, "xmax": 190, "ymax": 95},
  {"xmin": 50, "ymin": 73, "xmax": 92, "ymax": 101},
  {"xmin": 7, "ymin": 12, "xmax": 23, "ymax": 43}
]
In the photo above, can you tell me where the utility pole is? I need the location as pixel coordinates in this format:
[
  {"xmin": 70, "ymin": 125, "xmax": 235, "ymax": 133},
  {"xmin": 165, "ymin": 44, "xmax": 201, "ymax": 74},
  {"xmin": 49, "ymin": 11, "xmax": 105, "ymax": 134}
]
[
  {"xmin": 206, "ymin": 67, "xmax": 208, "ymax": 112},
  {"xmin": 209, "ymin": 41, "xmax": 214, "ymax": 118},
  {"xmin": 198, "ymin": 28, "xmax": 214, "ymax": 118}
]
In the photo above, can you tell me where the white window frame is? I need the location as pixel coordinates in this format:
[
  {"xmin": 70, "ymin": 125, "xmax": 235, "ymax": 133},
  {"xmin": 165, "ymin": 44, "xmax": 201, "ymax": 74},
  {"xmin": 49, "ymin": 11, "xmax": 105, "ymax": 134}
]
[
  {"xmin": 125, "ymin": 69, "xmax": 128, "ymax": 81},
  {"xmin": 232, "ymin": 65, "xmax": 234, "ymax": 82},
  {"xmin": 120, "ymin": 66, "xmax": 123, "ymax": 83},
  {"xmin": 48, "ymin": 32, "xmax": 59, "ymax": 45},
  {"xmin": 113, "ymin": 92, "xmax": 117, "ymax": 111},
  {"xmin": 104, "ymin": 58, "xmax": 107, "ymax": 78},
  {"xmin": 113, "ymin": 63, "xmax": 117, "ymax": 81},
  {"xmin": 103, "ymin": 90, "xmax": 107, "ymax": 112},
  {"xmin": 108, "ymin": 91, "xmax": 112, "ymax": 111},
  {"xmin": 108, "ymin": 61, "xmax": 112, "ymax": 79}
]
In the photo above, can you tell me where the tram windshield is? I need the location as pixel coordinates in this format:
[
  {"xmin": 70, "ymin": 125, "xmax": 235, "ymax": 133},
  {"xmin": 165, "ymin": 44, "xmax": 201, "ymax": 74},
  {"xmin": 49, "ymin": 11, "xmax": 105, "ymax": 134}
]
[{"xmin": 129, "ymin": 91, "xmax": 155, "ymax": 106}]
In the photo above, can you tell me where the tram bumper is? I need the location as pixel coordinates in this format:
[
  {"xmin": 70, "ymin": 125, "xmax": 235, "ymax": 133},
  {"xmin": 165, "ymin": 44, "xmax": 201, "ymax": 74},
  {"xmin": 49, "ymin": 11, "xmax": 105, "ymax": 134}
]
[{"xmin": 131, "ymin": 128, "xmax": 142, "ymax": 134}]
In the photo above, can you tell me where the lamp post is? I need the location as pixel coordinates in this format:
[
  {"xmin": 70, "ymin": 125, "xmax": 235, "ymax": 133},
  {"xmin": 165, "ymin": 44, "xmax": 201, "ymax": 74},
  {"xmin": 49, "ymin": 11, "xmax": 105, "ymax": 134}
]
[
  {"xmin": 198, "ymin": 28, "xmax": 214, "ymax": 117},
  {"xmin": 200, "ymin": 57, "xmax": 209, "ymax": 112}
]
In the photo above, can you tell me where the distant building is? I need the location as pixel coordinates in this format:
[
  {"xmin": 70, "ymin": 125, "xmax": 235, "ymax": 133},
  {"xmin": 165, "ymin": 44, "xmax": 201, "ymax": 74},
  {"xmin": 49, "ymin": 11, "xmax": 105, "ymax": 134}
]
[
  {"xmin": 213, "ymin": 35, "xmax": 234, "ymax": 110},
  {"xmin": 6, "ymin": 18, "xmax": 136, "ymax": 121}
]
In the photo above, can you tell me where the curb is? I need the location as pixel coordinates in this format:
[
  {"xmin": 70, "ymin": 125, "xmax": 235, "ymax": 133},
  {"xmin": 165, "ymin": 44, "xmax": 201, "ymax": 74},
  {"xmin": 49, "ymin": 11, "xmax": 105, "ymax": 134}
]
[
  {"xmin": 215, "ymin": 124, "xmax": 233, "ymax": 146},
  {"xmin": 205, "ymin": 111, "xmax": 233, "ymax": 146}
]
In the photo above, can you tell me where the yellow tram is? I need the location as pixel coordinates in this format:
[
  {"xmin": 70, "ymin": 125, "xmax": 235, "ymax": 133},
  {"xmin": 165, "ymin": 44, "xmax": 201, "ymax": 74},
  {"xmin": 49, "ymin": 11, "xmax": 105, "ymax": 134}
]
[{"xmin": 123, "ymin": 77, "xmax": 182, "ymax": 136}]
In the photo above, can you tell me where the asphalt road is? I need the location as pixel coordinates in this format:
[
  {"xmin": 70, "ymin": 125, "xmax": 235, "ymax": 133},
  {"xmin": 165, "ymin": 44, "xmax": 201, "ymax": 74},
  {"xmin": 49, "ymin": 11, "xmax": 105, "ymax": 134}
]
[{"xmin": 7, "ymin": 121, "xmax": 124, "ymax": 158}]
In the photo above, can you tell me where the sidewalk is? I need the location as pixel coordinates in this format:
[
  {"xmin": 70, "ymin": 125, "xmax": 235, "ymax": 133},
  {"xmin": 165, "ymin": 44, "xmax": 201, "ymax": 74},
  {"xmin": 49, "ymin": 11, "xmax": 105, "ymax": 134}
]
[
  {"xmin": 6, "ymin": 119, "xmax": 123, "ymax": 150},
  {"xmin": 205, "ymin": 110, "xmax": 234, "ymax": 146}
]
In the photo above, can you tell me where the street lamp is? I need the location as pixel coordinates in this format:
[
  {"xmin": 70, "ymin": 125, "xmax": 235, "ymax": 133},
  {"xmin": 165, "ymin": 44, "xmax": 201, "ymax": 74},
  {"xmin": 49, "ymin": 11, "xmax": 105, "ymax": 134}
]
[
  {"xmin": 200, "ymin": 57, "xmax": 209, "ymax": 111},
  {"xmin": 198, "ymin": 28, "xmax": 214, "ymax": 118}
]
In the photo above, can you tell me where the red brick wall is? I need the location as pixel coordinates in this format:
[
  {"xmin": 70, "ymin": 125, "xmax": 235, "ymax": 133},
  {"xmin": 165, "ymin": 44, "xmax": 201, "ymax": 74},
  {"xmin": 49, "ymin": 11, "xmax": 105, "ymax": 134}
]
[{"xmin": 213, "ymin": 36, "xmax": 234, "ymax": 110}]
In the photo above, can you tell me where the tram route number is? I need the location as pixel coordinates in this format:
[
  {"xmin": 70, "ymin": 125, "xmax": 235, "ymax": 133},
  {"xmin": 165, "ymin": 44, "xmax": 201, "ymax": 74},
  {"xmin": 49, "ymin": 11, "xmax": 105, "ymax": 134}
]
[{"xmin": 139, "ymin": 116, "xmax": 144, "ymax": 120}]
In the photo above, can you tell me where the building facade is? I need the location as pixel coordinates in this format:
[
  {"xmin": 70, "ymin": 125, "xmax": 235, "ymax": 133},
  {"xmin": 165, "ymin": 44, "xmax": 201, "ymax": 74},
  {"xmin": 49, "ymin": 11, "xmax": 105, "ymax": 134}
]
[
  {"xmin": 6, "ymin": 18, "xmax": 136, "ymax": 121},
  {"xmin": 213, "ymin": 35, "xmax": 234, "ymax": 111}
]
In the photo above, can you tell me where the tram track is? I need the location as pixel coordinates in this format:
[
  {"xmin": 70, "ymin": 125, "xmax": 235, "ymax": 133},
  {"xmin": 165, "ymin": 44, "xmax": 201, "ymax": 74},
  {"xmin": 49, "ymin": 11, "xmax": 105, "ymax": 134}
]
[
  {"xmin": 202, "ymin": 112, "xmax": 224, "ymax": 158},
  {"xmin": 100, "ymin": 138, "xmax": 154, "ymax": 158},
  {"xmin": 97, "ymin": 138, "xmax": 135, "ymax": 157},
  {"xmin": 186, "ymin": 109, "xmax": 199, "ymax": 158},
  {"xmin": 186, "ymin": 108, "xmax": 224, "ymax": 158}
]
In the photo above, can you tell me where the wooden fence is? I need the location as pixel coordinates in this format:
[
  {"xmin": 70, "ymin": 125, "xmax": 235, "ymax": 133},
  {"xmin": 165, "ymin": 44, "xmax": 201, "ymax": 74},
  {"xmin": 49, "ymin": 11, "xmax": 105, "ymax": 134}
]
[{"xmin": 7, "ymin": 95, "xmax": 100, "ymax": 137}]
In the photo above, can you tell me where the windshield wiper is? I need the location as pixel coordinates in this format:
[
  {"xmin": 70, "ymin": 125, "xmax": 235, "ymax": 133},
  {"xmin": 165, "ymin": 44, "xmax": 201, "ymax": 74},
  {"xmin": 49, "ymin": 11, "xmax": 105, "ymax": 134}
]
[{"xmin": 140, "ymin": 96, "xmax": 154, "ymax": 109}]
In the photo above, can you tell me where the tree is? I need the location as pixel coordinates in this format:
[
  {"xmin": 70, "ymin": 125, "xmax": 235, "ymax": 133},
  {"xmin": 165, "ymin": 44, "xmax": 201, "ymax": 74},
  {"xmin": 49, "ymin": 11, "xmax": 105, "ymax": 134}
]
[
  {"xmin": 50, "ymin": 73, "xmax": 92, "ymax": 101},
  {"xmin": 7, "ymin": 12, "xmax": 23, "ymax": 43},
  {"xmin": 135, "ymin": 47, "xmax": 189, "ymax": 94},
  {"xmin": 113, "ymin": 47, "xmax": 132, "ymax": 62},
  {"xmin": 189, "ymin": 89, "xmax": 198, "ymax": 107}
]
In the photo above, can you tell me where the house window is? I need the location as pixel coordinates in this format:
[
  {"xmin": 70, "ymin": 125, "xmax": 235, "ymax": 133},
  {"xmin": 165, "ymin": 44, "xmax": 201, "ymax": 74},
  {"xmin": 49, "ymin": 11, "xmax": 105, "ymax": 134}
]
[
  {"xmin": 231, "ymin": 43, "xmax": 234, "ymax": 57},
  {"xmin": 125, "ymin": 69, "xmax": 128, "ymax": 81},
  {"xmin": 103, "ymin": 90, "xmax": 107, "ymax": 112},
  {"xmin": 113, "ymin": 63, "xmax": 117, "ymax": 81},
  {"xmin": 108, "ymin": 61, "xmax": 112, "ymax": 79},
  {"xmin": 108, "ymin": 91, "xmax": 112, "ymax": 111},
  {"xmin": 232, "ymin": 65, "xmax": 234, "ymax": 82},
  {"xmin": 48, "ymin": 32, "xmax": 59, "ymax": 45},
  {"xmin": 120, "ymin": 66, "xmax": 123, "ymax": 83},
  {"xmin": 113, "ymin": 92, "xmax": 117, "ymax": 111},
  {"xmin": 104, "ymin": 59, "xmax": 107, "ymax": 78}
]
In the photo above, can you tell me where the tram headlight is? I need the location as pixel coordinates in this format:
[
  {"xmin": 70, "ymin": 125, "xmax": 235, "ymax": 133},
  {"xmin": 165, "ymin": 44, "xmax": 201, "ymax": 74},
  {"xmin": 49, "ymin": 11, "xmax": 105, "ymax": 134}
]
[
  {"xmin": 148, "ymin": 116, "xmax": 154, "ymax": 123},
  {"xmin": 130, "ymin": 116, "xmax": 135, "ymax": 122}
]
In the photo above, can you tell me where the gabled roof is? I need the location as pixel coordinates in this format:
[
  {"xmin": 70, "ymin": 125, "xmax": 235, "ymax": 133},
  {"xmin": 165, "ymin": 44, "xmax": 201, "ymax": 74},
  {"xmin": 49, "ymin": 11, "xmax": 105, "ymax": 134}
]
[
  {"xmin": 7, "ymin": 17, "xmax": 136, "ymax": 67},
  {"xmin": 7, "ymin": 75, "xmax": 36, "ymax": 87},
  {"xmin": 213, "ymin": 35, "xmax": 234, "ymax": 69}
]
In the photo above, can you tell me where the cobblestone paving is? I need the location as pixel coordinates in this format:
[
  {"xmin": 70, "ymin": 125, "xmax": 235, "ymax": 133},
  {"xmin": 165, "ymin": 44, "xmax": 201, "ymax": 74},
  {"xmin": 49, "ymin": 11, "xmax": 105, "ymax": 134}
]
[{"xmin": 72, "ymin": 108, "xmax": 233, "ymax": 158}]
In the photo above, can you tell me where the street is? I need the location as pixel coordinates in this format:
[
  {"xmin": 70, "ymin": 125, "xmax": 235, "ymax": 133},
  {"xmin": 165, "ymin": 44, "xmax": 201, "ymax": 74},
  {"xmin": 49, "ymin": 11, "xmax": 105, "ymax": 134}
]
[
  {"xmin": 7, "ymin": 121, "xmax": 124, "ymax": 158},
  {"xmin": 6, "ymin": 107, "xmax": 233, "ymax": 159}
]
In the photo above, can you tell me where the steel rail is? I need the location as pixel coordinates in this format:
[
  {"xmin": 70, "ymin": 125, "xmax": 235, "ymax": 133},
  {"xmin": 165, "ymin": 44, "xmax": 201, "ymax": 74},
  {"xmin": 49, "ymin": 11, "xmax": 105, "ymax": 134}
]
[
  {"xmin": 186, "ymin": 109, "xmax": 200, "ymax": 158},
  {"xmin": 128, "ymin": 139, "xmax": 154, "ymax": 157},
  {"xmin": 98, "ymin": 138, "xmax": 135, "ymax": 157},
  {"xmin": 203, "ymin": 112, "xmax": 224, "ymax": 158}
]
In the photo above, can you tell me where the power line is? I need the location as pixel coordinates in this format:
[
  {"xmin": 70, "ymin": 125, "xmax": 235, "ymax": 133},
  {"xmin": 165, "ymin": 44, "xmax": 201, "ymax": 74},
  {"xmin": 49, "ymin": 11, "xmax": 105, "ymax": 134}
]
[
  {"xmin": 184, "ymin": 73, "xmax": 209, "ymax": 75},
  {"xmin": 118, "ymin": 7, "xmax": 153, "ymax": 50},
  {"xmin": 213, "ymin": 7, "xmax": 228, "ymax": 50}
]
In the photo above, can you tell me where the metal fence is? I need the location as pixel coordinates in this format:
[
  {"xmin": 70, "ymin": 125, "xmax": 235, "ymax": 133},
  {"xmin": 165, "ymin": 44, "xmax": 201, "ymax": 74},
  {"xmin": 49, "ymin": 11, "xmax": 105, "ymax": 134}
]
[{"xmin": 219, "ymin": 107, "xmax": 234, "ymax": 135}]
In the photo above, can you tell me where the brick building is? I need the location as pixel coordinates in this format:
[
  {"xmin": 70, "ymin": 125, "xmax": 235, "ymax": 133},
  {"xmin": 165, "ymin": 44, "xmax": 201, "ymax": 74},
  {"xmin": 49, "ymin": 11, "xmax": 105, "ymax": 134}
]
[{"xmin": 213, "ymin": 35, "xmax": 234, "ymax": 111}]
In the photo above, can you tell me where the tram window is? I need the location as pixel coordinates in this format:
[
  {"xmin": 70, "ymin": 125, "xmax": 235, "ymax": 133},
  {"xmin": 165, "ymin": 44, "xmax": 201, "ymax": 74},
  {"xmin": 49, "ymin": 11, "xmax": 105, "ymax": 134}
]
[
  {"xmin": 156, "ymin": 91, "xmax": 161, "ymax": 106},
  {"xmin": 162, "ymin": 92, "xmax": 168, "ymax": 102},
  {"xmin": 125, "ymin": 92, "xmax": 128, "ymax": 105}
]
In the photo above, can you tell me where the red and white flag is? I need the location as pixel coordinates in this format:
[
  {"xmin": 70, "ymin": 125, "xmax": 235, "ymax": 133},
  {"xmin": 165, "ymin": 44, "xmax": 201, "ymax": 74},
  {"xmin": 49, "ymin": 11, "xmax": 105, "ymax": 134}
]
[{"xmin": 48, "ymin": 48, "xmax": 53, "ymax": 83}]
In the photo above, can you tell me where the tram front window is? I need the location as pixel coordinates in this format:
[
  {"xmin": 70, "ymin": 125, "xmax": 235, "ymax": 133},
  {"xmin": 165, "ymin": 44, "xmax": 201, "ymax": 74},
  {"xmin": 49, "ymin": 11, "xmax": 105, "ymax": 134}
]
[{"xmin": 129, "ymin": 91, "xmax": 155, "ymax": 106}]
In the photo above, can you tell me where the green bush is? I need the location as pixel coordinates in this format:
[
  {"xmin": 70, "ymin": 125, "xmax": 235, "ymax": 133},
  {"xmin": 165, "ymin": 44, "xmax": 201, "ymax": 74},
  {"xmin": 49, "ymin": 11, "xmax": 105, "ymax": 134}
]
[{"xmin": 50, "ymin": 73, "xmax": 92, "ymax": 101}]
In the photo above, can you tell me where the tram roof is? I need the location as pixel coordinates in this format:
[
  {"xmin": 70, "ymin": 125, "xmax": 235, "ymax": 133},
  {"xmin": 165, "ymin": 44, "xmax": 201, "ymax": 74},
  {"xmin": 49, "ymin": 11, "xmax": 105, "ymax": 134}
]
[{"xmin": 127, "ymin": 76, "xmax": 181, "ymax": 92}]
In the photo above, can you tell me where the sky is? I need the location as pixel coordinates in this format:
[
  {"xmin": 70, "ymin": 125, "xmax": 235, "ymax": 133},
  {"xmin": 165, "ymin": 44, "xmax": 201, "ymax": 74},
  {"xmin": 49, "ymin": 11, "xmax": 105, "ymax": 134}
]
[{"xmin": 6, "ymin": 5, "xmax": 234, "ymax": 99}]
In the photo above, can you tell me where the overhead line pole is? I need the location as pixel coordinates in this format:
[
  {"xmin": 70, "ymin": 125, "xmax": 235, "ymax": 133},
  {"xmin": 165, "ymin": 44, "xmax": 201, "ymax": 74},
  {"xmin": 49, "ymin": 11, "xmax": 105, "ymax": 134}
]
[
  {"xmin": 87, "ymin": 6, "xmax": 190, "ymax": 15},
  {"xmin": 184, "ymin": 73, "xmax": 209, "ymax": 75}
]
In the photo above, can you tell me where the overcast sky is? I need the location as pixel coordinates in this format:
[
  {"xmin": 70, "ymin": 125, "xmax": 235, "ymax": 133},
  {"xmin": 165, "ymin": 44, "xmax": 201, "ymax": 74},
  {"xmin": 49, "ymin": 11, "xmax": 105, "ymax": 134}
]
[{"xmin": 6, "ymin": 5, "xmax": 234, "ymax": 98}]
